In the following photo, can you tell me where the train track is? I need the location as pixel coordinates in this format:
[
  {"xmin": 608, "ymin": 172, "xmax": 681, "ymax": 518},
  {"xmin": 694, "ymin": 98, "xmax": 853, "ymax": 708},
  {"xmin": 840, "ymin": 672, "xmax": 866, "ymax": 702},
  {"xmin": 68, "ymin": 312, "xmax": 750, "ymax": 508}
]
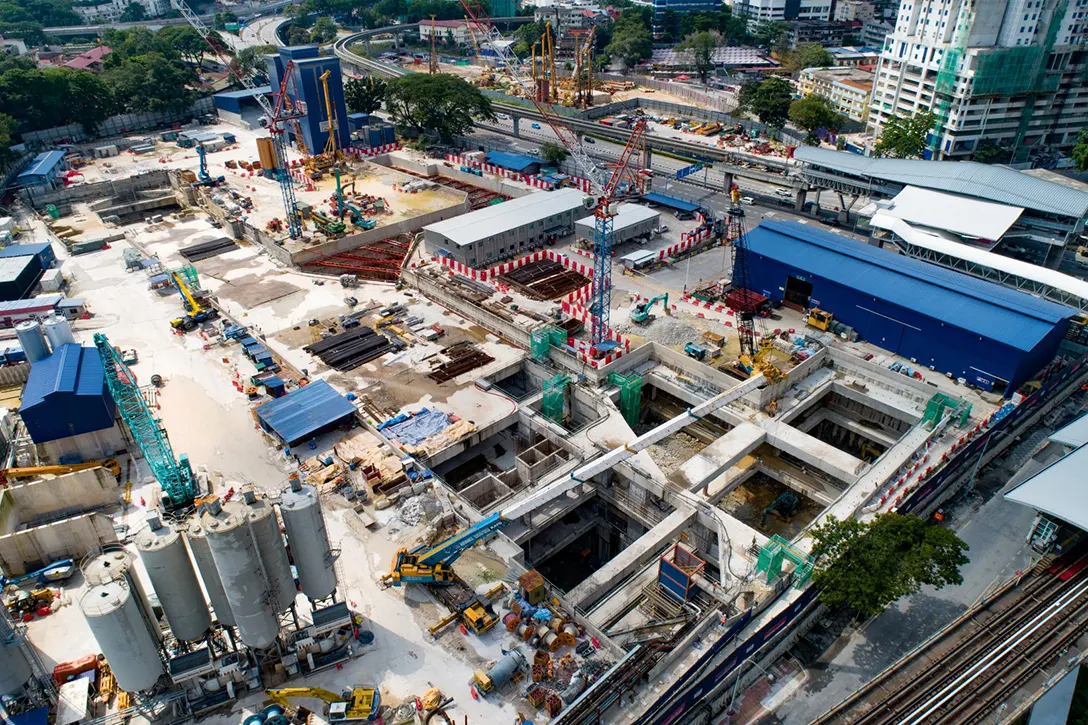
[{"xmin": 816, "ymin": 549, "xmax": 1088, "ymax": 725}]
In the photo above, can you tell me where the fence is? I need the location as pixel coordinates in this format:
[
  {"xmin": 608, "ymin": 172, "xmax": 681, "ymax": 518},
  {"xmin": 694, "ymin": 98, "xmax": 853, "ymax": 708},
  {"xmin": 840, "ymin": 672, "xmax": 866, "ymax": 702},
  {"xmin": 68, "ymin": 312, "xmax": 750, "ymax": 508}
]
[{"xmin": 19, "ymin": 98, "xmax": 217, "ymax": 148}]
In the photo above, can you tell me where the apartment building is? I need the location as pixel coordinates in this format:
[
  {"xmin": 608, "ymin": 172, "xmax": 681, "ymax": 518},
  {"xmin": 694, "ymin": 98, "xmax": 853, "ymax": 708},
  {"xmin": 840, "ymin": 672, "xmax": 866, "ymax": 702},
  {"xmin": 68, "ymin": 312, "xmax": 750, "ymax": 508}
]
[
  {"xmin": 728, "ymin": 0, "xmax": 832, "ymax": 27},
  {"xmin": 798, "ymin": 65, "xmax": 875, "ymax": 121},
  {"xmin": 72, "ymin": 0, "xmax": 169, "ymax": 22},
  {"xmin": 869, "ymin": 0, "xmax": 1088, "ymax": 160},
  {"xmin": 835, "ymin": 0, "xmax": 876, "ymax": 21},
  {"xmin": 418, "ymin": 19, "xmax": 488, "ymax": 46}
]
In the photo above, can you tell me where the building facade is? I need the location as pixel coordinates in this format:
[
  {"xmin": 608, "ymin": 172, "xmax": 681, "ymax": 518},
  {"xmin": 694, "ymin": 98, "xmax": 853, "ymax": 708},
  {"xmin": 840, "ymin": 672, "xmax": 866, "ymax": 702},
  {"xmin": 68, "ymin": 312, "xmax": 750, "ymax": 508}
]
[
  {"xmin": 797, "ymin": 66, "xmax": 874, "ymax": 121},
  {"xmin": 869, "ymin": 0, "xmax": 1088, "ymax": 160},
  {"xmin": 72, "ymin": 0, "xmax": 169, "ymax": 22},
  {"xmin": 418, "ymin": 19, "xmax": 488, "ymax": 46},
  {"xmin": 653, "ymin": 0, "xmax": 724, "ymax": 37},
  {"xmin": 785, "ymin": 19, "xmax": 861, "ymax": 46},
  {"xmin": 835, "ymin": 0, "xmax": 875, "ymax": 21},
  {"xmin": 728, "ymin": 0, "xmax": 832, "ymax": 26}
]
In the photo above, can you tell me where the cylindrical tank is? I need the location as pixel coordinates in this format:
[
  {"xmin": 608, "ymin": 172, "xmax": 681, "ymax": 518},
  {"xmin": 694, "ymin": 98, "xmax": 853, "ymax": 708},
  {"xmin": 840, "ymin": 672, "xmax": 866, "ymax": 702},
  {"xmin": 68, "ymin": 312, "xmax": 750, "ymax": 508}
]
[
  {"xmin": 0, "ymin": 612, "xmax": 32, "ymax": 695},
  {"xmin": 82, "ymin": 547, "xmax": 162, "ymax": 643},
  {"xmin": 280, "ymin": 480, "xmax": 336, "ymax": 601},
  {"xmin": 200, "ymin": 498, "xmax": 281, "ymax": 649},
  {"xmin": 135, "ymin": 514, "xmax": 211, "ymax": 641},
  {"xmin": 15, "ymin": 320, "xmax": 48, "ymax": 363},
  {"xmin": 80, "ymin": 580, "xmax": 163, "ymax": 692},
  {"xmin": 486, "ymin": 649, "xmax": 526, "ymax": 690},
  {"xmin": 185, "ymin": 527, "xmax": 236, "ymax": 627},
  {"xmin": 42, "ymin": 316, "xmax": 75, "ymax": 350},
  {"xmin": 239, "ymin": 490, "xmax": 296, "ymax": 612}
]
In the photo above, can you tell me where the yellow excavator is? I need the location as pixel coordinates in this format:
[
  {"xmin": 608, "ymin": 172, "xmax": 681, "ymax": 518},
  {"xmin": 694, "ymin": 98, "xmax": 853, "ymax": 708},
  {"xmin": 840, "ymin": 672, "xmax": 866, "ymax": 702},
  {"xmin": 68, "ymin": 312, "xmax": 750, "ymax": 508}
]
[
  {"xmin": 0, "ymin": 458, "xmax": 120, "ymax": 483},
  {"xmin": 265, "ymin": 687, "xmax": 381, "ymax": 723},
  {"xmin": 169, "ymin": 272, "xmax": 218, "ymax": 332}
]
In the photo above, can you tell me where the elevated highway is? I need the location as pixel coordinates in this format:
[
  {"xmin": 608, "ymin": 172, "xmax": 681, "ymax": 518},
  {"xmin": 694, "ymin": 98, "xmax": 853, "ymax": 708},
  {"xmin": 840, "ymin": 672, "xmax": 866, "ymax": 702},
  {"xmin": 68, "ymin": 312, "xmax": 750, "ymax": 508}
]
[{"xmin": 44, "ymin": 0, "xmax": 293, "ymax": 35}]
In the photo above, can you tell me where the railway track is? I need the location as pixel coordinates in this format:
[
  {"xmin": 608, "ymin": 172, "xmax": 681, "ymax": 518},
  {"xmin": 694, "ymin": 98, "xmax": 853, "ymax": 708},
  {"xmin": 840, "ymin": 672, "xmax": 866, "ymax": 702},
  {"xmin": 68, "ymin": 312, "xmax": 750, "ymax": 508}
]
[{"xmin": 816, "ymin": 548, "xmax": 1088, "ymax": 725}]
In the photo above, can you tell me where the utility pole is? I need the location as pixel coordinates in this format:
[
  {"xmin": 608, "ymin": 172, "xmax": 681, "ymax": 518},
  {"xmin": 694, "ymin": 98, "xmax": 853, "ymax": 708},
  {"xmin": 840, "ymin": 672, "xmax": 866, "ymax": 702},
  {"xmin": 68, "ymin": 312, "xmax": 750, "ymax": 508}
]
[{"xmin": 429, "ymin": 15, "xmax": 439, "ymax": 74}]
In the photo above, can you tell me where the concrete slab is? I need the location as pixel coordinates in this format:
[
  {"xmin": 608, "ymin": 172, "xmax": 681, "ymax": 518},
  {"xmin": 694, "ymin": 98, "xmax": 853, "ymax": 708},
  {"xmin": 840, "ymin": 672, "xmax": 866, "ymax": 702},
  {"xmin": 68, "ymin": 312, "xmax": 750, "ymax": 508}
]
[
  {"xmin": 672, "ymin": 422, "xmax": 766, "ymax": 491},
  {"xmin": 764, "ymin": 420, "xmax": 865, "ymax": 483}
]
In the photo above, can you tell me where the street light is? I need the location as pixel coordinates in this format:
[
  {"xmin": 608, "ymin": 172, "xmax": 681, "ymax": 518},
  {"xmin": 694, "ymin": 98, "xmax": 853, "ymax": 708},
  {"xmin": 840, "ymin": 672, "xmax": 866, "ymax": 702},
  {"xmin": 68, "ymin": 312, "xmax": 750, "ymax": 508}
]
[{"xmin": 725, "ymin": 655, "xmax": 776, "ymax": 720}]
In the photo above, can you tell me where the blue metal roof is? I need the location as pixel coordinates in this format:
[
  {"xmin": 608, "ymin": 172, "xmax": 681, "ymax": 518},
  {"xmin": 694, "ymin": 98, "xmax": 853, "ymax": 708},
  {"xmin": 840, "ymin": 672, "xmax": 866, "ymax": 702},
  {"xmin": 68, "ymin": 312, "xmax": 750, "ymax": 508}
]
[
  {"xmin": 256, "ymin": 379, "xmax": 355, "ymax": 444},
  {"xmin": 641, "ymin": 192, "xmax": 700, "ymax": 213},
  {"xmin": 0, "ymin": 243, "xmax": 53, "ymax": 259},
  {"xmin": 213, "ymin": 86, "xmax": 272, "ymax": 100},
  {"xmin": 484, "ymin": 151, "xmax": 539, "ymax": 173},
  {"xmin": 17, "ymin": 150, "xmax": 65, "ymax": 183},
  {"xmin": 747, "ymin": 221, "xmax": 1073, "ymax": 351},
  {"xmin": 20, "ymin": 343, "xmax": 115, "ymax": 443}
]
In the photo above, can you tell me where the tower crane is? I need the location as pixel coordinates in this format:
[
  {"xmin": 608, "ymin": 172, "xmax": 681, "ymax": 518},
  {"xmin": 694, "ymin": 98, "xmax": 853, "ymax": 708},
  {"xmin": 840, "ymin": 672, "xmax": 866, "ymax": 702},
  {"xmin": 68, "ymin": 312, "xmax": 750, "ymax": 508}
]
[
  {"xmin": 171, "ymin": 0, "xmax": 306, "ymax": 239},
  {"xmin": 93, "ymin": 333, "xmax": 199, "ymax": 510},
  {"xmin": 457, "ymin": 0, "xmax": 647, "ymax": 352}
]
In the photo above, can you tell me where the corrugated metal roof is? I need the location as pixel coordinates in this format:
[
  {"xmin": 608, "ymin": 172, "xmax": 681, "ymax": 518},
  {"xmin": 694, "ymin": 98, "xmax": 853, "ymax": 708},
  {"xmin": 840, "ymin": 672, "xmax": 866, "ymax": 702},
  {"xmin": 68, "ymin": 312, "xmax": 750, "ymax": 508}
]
[
  {"xmin": 1004, "ymin": 444, "xmax": 1088, "ymax": 528},
  {"xmin": 577, "ymin": 203, "xmax": 659, "ymax": 232},
  {"xmin": 0, "ymin": 294, "xmax": 62, "ymax": 314},
  {"xmin": 484, "ymin": 151, "xmax": 539, "ymax": 173},
  {"xmin": 20, "ymin": 343, "xmax": 115, "ymax": 443},
  {"xmin": 747, "ymin": 221, "xmax": 1073, "ymax": 351},
  {"xmin": 1049, "ymin": 413, "xmax": 1088, "ymax": 447},
  {"xmin": 0, "ymin": 256, "xmax": 35, "ymax": 283},
  {"xmin": 0, "ymin": 243, "xmax": 53, "ymax": 259},
  {"xmin": 877, "ymin": 186, "xmax": 1024, "ymax": 240},
  {"xmin": 641, "ymin": 193, "xmax": 700, "ymax": 213},
  {"xmin": 213, "ymin": 86, "xmax": 272, "ymax": 100},
  {"xmin": 256, "ymin": 379, "xmax": 355, "ymax": 444},
  {"xmin": 424, "ymin": 188, "xmax": 592, "ymax": 247},
  {"xmin": 793, "ymin": 147, "xmax": 1088, "ymax": 219}
]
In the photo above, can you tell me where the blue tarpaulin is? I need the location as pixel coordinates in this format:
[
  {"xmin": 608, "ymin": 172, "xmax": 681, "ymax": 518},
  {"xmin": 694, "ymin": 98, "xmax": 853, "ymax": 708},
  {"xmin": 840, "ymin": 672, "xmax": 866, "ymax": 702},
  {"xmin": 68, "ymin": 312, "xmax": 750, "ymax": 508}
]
[
  {"xmin": 256, "ymin": 379, "xmax": 355, "ymax": 444},
  {"xmin": 641, "ymin": 192, "xmax": 700, "ymax": 214},
  {"xmin": 9, "ymin": 707, "xmax": 49, "ymax": 725},
  {"xmin": 383, "ymin": 408, "xmax": 451, "ymax": 446}
]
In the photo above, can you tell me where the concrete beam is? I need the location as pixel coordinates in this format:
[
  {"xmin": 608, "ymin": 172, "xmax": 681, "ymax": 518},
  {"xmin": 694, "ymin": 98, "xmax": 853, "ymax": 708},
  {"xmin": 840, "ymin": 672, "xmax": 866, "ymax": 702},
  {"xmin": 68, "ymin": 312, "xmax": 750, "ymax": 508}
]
[
  {"xmin": 565, "ymin": 508, "xmax": 696, "ymax": 611},
  {"xmin": 671, "ymin": 422, "xmax": 766, "ymax": 492},
  {"xmin": 823, "ymin": 409, "xmax": 901, "ymax": 448},
  {"xmin": 764, "ymin": 420, "xmax": 865, "ymax": 482}
]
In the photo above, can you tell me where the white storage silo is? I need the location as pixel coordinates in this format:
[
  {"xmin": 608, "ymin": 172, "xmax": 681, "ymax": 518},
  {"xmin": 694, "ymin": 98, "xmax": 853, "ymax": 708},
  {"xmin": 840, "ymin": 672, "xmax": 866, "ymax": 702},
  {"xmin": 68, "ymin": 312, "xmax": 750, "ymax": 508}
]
[
  {"xmin": 80, "ymin": 580, "xmax": 163, "ymax": 692},
  {"xmin": 200, "ymin": 497, "xmax": 281, "ymax": 649},
  {"xmin": 185, "ymin": 526, "xmax": 236, "ymax": 628},
  {"xmin": 15, "ymin": 320, "xmax": 48, "ymax": 363},
  {"xmin": 82, "ymin": 547, "xmax": 162, "ymax": 643},
  {"xmin": 239, "ymin": 489, "xmax": 297, "ymax": 613},
  {"xmin": 42, "ymin": 315, "xmax": 75, "ymax": 349},
  {"xmin": 135, "ymin": 514, "xmax": 212, "ymax": 641},
  {"xmin": 280, "ymin": 479, "xmax": 336, "ymax": 601},
  {"xmin": 0, "ymin": 611, "xmax": 32, "ymax": 696}
]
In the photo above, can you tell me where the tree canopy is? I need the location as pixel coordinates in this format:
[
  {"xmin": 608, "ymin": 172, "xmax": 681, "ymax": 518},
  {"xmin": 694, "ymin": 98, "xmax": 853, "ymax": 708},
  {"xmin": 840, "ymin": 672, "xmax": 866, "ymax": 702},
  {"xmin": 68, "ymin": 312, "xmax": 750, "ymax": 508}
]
[
  {"xmin": 0, "ymin": 65, "xmax": 117, "ymax": 133},
  {"xmin": 385, "ymin": 73, "xmax": 495, "ymax": 142},
  {"xmin": 788, "ymin": 94, "xmax": 843, "ymax": 144},
  {"xmin": 677, "ymin": 31, "xmax": 720, "ymax": 84},
  {"xmin": 345, "ymin": 76, "xmax": 387, "ymax": 114},
  {"xmin": 809, "ymin": 513, "xmax": 969, "ymax": 617},
  {"xmin": 1072, "ymin": 130, "xmax": 1088, "ymax": 172},
  {"xmin": 119, "ymin": 1, "xmax": 146, "ymax": 22},
  {"xmin": 539, "ymin": 142, "xmax": 568, "ymax": 167},
  {"xmin": 101, "ymin": 52, "xmax": 197, "ymax": 114},
  {"xmin": 605, "ymin": 8, "xmax": 652, "ymax": 68},
  {"xmin": 233, "ymin": 44, "xmax": 277, "ymax": 84},
  {"xmin": 783, "ymin": 43, "xmax": 834, "ymax": 75},
  {"xmin": 874, "ymin": 110, "xmax": 936, "ymax": 158},
  {"xmin": 748, "ymin": 76, "xmax": 792, "ymax": 127},
  {"xmin": 310, "ymin": 16, "xmax": 338, "ymax": 43}
]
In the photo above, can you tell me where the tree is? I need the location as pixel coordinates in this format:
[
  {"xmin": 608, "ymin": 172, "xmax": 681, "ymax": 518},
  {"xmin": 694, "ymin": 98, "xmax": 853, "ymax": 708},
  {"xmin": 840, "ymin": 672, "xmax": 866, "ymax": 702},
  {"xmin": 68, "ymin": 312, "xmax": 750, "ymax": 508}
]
[
  {"xmin": 385, "ymin": 73, "xmax": 495, "ymax": 142},
  {"xmin": 119, "ymin": 1, "xmax": 146, "ymax": 22},
  {"xmin": 155, "ymin": 26, "xmax": 207, "ymax": 68},
  {"xmin": 789, "ymin": 94, "xmax": 843, "ymax": 144},
  {"xmin": 287, "ymin": 24, "xmax": 310, "ymax": 46},
  {"xmin": 784, "ymin": 42, "xmax": 834, "ymax": 75},
  {"xmin": 1072, "ymin": 130, "xmax": 1088, "ymax": 172},
  {"xmin": 749, "ymin": 76, "xmax": 792, "ymax": 127},
  {"xmin": 102, "ymin": 52, "xmax": 196, "ymax": 114},
  {"xmin": 309, "ymin": 16, "xmax": 338, "ymax": 43},
  {"xmin": 512, "ymin": 19, "xmax": 548, "ymax": 57},
  {"xmin": 0, "ymin": 112, "xmax": 17, "ymax": 167},
  {"xmin": 972, "ymin": 139, "xmax": 1012, "ymax": 164},
  {"xmin": 345, "ymin": 76, "xmax": 386, "ymax": 114},
  {"xmin": 539, "ymin": 142, "xmax": 568, "ymax": 167},
  {"xmin": 874, "ymin": 110, "xmax": 936, "ymax": 159},
  {"xmin": 234, "ymin": 44, "xmax": 277, "ymax": 83},
  {"xmin": 677, "ymin": 31, "xmax": 719, "ymax": 85},
  {"xmin": 605, "ymin": 9, "xmax": 653, "ymax": 68},
  {"xmin": 810, "ymin": 514, "xmax": 969, "ymax": 617},
  {"xmin": 735, "ymin": 78, "xmax": 761, "ymax": 115},
  {"xmin": 751, "ymin": 20, "xmax": 787, "ymax": 48},
  {"xmin": 0, "ymin": 67, "xmax": 116, "ymax": 134}
]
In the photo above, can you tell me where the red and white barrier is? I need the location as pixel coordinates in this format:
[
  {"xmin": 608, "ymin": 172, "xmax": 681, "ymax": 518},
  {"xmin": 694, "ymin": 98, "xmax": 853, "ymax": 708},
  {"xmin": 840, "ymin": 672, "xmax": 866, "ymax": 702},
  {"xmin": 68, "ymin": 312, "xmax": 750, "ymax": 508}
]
[{"xmin": 348, "ymin": 144, "xmax": 401, "ymax": 159}]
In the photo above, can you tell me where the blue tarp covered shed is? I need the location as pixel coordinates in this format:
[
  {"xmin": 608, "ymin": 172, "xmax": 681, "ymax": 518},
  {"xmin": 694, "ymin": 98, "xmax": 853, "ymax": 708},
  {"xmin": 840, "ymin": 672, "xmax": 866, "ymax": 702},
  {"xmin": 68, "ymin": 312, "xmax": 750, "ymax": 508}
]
[
  {"xmin": 484, "ymin": 151, "xmax": 541, "ymax": 175},
  {"xmin": 20, "ymin": 343, "xmax": 116, "ymax": 444},
  {"xmin": 256, "ymin": 379, "xmax": 355, "ymax": 445}
]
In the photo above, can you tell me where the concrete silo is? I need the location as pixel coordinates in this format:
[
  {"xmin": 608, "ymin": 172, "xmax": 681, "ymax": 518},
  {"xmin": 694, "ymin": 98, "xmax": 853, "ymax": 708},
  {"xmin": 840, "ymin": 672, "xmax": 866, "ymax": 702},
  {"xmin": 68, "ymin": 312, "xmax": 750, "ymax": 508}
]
[
  {"xmin": 79, "ymin": 580, "xmax": 163, "ymax": 692},
  {"xmin": 135, "ymin": 513, "xmax": 212, "ymax": 641},
  {"xmin": 280, "ymin": 479, "xmax": 336, "ymax": 602},
  {"xmin": 238, "ymin": 489, "xmax": 296, "ymax": 613},
  {"xmin": 185, "ymin": 525, "xmax": 236, "ymax": 628},
  {"xmin": 82, "ymin": 548, "xmax": 161, "ymax": 644},
  {"xmin": 0, "ymin": 611, "xmax": 32, "ymax": 696},
  {"xmin": 199, "ymin": 496, "xmax": 285, "ymax": 650}
]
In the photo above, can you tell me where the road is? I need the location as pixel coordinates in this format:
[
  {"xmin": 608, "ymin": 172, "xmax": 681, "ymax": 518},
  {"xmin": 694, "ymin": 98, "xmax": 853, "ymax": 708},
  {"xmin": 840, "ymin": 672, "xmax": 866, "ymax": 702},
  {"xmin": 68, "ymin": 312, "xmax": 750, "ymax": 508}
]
[
  {"xmin": 237, "ymin": 15, "xmax": 287, "ymax": 48},
  {"xmin": 43, "ymin": 0, "xmax": 292, "ymax": 35}
]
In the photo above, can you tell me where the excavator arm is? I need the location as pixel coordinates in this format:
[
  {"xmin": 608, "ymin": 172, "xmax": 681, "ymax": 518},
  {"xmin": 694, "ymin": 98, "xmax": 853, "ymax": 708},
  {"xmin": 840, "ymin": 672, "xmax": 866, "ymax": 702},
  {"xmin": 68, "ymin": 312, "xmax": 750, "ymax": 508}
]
[
  {"xmin": 266, "ymin": 688, "xmax": 345, "ymax": 709},
  {"xmin": 1, "ymin": 458, "xmax": 120, "ymax": 481}
]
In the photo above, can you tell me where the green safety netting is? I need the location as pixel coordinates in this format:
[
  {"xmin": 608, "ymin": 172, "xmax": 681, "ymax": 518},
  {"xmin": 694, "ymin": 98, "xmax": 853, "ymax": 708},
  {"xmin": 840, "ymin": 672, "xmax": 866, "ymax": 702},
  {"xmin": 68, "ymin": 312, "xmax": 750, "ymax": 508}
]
[
  {"xmin": 530, "ymin": 324, "xmax": 567, "ymax": 363},
  {"xmin": 922, "ymin": 392, "xmax": 972, "ymax": 429},
  {"xmin": 755, "ymin": 535, "xmax": 813, "ymax": 589},
  {"xmin": 608, "ymin": 372, "xmax": 643, "ymax": 428},
  {"xmin": 542, "ymin": 374, "xmax": 570, "ymax": 425}
]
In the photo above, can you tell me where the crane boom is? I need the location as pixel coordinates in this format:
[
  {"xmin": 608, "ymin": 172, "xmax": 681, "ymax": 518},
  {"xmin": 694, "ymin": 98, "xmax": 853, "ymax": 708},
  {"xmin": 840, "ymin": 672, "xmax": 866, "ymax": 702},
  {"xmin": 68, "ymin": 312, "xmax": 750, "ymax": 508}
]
[
  {"xmin": 171, "ymin": 271, "xmax": 204, "ymax": 315},
  {"xmin": 502, "ymin": 374, "xmax": 766, "ymax": 519}
]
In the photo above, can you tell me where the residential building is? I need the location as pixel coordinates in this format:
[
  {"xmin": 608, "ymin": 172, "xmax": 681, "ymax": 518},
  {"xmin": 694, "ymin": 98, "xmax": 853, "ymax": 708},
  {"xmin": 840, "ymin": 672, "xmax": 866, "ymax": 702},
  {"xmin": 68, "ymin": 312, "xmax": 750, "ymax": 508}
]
[
  {"xmin": 0, "ymin": 36, "xmax": 27, "ymax": 55},
  {"xmin": 61, "ymin": 46, "xmax": 111, "ymax": 72},
  {"xmin": 417, "ymin": 19, "xmax": 488, "ymax": 46},
  {"xmin": 785, "ymin": 19, "xmax": 862, "ymax": 46},
  {"xmin": 869, "ymin": 0, "xmax": 1088, "ymax": 161},
  {"xmin": 835, "ymin": 0, "xmax": 875, "ymax": 21},
  {"xmin": 860, "ymin": 19, "xmax": 894, "ymax": 46},
  {"xmin": 423, "ymin": 188, "xmax": 593, "ymax": 267},
  {"xmin": 72, "ymin": 0, "xmax": 169, "ymax": 23},
  {"xmin": 534, "ymin": 3, "xmax": 605, "ymax": 34},
  {"xmin": 797, "ymin": 66, "xmax": 875, "ymax": 121},
  {"xmin": 729, "ymin": 0, "xmax": 832, "ymax": 26},
  {"xmin": 825, "ymin": 45, "xmax": 882, "ymax": 65},
  {"xmin": 653, "ymin": 0, "xmax": 723, "ymax": 37}
]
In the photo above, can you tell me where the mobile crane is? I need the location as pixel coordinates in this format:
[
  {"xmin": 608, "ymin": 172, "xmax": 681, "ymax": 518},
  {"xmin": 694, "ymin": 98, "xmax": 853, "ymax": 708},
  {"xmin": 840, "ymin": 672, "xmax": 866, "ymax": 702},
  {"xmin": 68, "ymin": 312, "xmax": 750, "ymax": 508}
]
[
  {"xmin": 630, "ymin": 293, "xmax": 668, "ymax": 324},
  {"xmin": 383, "ymin": 512, "xmax": 510, "ymax": 586},
  {"xmin": 169, "ymin": 271, "xmax": 218, "ymax": 332},
  {"xmin": 265, "ymin": 687, "xmax": 381, "ymax": 723},
  {"xmin": 191, "ymin": 143, "xmax": 225, "ymax": 188}
]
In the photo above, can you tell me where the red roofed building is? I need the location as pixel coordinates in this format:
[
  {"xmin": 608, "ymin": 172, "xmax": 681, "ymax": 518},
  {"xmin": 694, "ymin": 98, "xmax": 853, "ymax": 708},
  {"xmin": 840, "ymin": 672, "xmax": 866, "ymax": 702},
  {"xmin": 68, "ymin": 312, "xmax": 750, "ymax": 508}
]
[{"xmin": 62, "ymin": 45, "xmax": 111, "ymax": 72}]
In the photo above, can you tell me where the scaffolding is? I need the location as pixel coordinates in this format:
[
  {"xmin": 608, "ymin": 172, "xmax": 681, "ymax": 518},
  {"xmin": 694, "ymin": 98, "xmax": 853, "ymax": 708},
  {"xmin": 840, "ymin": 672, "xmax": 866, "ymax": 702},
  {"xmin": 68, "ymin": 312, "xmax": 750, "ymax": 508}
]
[
  {"xmin": 755, "ymin": 535, "xmax": 813, "ymax": 589},
  {"xmin": 530, "ymin": 324, "xmax": 567, "ymax": 363},
  {"xmin": 922, "ymin": 392, "xmax": 972, "ymax": 429},
  {"xmin": 972, "ymin": 46, "xmax": 1061, "ymax": 97},
  {"xmin": 608, "ymin": 372, "xmax": 643, "ymax": 428},
  {"xmin": 542, "ymin": 374, "xmax": 570, "ymax": 425}
]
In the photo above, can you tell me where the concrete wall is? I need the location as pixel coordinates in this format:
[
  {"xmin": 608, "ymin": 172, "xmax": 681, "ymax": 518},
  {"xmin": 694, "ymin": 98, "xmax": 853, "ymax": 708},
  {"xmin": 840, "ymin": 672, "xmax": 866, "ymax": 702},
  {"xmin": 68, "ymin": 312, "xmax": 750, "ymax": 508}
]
[
  {"xmin": 0, "ymin": 513, "xmax": 118, "ymax": 576},
  {"xmin": 4, "ymin": 467, "xmax": 122, "ymax": 522},
  {"xmin": 24, "ymin": 170, "xmax": 171, "ymax": 213},
  {"xmin": 384, "ymin": 155, "xmax": 532, "ymax": 199},
  {"xmin": 40, "ymin": 424, "xmax": 129, "ymax": 463},
  {"xmin": 827, "ymin": 347, "xmax": 933, "ymax": 410}
]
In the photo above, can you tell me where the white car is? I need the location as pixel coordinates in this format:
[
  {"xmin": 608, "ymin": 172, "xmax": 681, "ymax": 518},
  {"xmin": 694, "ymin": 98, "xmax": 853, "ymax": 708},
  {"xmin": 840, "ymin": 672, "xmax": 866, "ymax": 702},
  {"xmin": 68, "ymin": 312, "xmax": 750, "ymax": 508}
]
[{"xmin": 741, "ymin": 196, "xmax": 755, "ymax": 205}]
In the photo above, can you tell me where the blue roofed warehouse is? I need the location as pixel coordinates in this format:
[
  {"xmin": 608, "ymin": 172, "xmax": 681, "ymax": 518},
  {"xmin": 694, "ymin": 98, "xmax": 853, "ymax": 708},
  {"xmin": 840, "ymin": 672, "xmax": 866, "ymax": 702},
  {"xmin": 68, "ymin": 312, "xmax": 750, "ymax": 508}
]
[
  {"xmin": 744, "ymin": 221, "xmax": 1075, "ymax": 393},
  {"xmin": 20, "ymin": 343, "xmax": 116, "ymax": 444},
  {"xmin": 16, "ymin": 151, "xmax": 67, "ymax": 190},
  {"xmin": 256, "ymin": 379, "xmax": 356, "ymax": 445}
]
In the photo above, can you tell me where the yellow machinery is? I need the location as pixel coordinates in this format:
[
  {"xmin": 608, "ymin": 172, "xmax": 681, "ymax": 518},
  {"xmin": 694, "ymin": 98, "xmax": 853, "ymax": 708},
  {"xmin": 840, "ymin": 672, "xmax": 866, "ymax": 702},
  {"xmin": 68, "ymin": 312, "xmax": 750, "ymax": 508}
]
[
  {"xmin": 3, "ymin": 588, "xmax": 55, "ymax": 615},
  {"xmin": 0, "ymin": 458, "xmax": 120, "ymax": 482},
  {"xmin": 807, "ymin": 308, "xmax": 833, "ymax": 331},
  {"xmin": 266, "ymin": 687, "xmax": 381, "ymax": 723},
  {"xmin": 169, "ymin": 272, "xmax": 218, "ymax": 331},
  {"xmin": 429, "ymin": 583, "xmax": 506, "ymax": 636}
]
